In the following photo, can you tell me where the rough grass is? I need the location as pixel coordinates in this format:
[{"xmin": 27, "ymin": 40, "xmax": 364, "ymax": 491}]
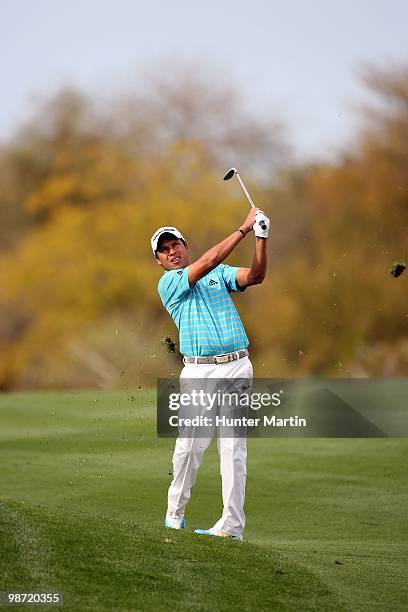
[
  {"xmin": 0, "ymin": 500, "xmax": 342, "ymax": 611},
  {"xmin": 0, "ymin": 390, "xmax": 407, "ymax": 610}
]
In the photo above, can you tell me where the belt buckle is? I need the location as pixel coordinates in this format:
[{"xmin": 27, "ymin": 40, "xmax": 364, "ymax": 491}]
[{"xmin": 215, "ymin": 355, "xmax": 229, "ymax": 364}]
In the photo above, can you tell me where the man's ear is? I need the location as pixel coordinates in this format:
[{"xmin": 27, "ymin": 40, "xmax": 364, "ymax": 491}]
[{"xmin": 155, "ymin": 255, "xmax": 163, "ymax": 267}]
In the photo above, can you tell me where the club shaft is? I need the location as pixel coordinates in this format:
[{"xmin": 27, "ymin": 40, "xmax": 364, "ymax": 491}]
[
  {"xmin": 224, "ymin": 168, "xmax": 267, "ymax": 231},
  {"xmin": 235, "ymin": 173, "xmax": 256, "ymax": 208}
]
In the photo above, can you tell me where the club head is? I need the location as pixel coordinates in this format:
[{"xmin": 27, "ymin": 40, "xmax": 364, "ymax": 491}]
[{"xmin": 223, "ymin": 168, "xmax": 237, "ymax": 181}]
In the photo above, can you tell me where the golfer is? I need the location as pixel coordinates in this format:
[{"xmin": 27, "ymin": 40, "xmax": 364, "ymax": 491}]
[{"xmin": 151, "ymin": 206, "xmax": 269, "ymax": 540}]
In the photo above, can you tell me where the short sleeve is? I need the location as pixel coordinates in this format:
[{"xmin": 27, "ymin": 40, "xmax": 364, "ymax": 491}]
[
  {"xmin": 219, "ymin": 264, "xmax": 245, "ymax": 293},
  {"xmin": 158, "ymin": 268, "xmax": 191, "ymax": 311}
]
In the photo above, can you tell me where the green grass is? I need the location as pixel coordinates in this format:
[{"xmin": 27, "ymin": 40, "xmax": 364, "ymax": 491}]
[
  {"xmin": 0, "ymin": 390, "xmax": 407, "ymax": 611},
  {"xmin": 0, "ymin": 500, "xmax": 339, "ymax": 611}
]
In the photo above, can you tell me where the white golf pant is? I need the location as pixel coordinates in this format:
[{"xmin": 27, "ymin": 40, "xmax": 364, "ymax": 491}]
[{"xmin": 167, "ymin": 355, "xmax": 253, "ymax": 537}]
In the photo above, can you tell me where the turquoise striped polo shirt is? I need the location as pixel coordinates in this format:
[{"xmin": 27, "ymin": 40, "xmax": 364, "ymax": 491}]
[{"xmin": 158, "ymin": 264, "xmax": 249, "ymax": 357}]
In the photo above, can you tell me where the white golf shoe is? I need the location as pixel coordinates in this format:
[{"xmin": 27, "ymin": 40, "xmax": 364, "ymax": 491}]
[
  {"xmin": 164, "ymin": 512, "xmax": 185, "ymax": 530},
  {"xmin": 194, "ymin": 528, "xmax": 243, "ymax": 541}
]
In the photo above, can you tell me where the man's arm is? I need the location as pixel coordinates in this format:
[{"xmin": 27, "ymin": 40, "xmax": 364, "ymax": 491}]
[
  {"xmin": 187, "ymin": 208, "xmax": 258, "ymax": 287},
  {"xmin": 236, "ymin": 237, "xmax": 267, "ymax": 289}
]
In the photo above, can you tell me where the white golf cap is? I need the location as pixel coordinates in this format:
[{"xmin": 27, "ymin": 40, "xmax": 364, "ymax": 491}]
[{"xmin": 151, "ymin": 226, "xmax": 186, "ymax": 254}]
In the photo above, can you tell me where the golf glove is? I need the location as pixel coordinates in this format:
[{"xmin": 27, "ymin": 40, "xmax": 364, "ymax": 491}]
[{"xmin": 254, "ymin": 212, "xmax": 270, "ymax": 238}]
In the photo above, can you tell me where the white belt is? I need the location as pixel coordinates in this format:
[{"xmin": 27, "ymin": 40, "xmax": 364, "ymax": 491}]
[{"xmin": 183, "ymin": 349, "xmax": 249, "ymax": 365}]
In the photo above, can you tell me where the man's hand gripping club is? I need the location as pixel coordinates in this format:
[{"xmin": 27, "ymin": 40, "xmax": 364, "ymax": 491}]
[{"xmin": 239, "ymin": 208, "xmax": 270, "ymax": 239}]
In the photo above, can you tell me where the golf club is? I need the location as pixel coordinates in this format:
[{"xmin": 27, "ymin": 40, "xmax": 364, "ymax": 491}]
[{"xmin": 223, "ymin": 168, "xmax": 267, "ymax": 230}]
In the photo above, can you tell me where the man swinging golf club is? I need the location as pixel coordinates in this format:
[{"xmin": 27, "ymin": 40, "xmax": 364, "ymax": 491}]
[{"xmin": 151, "ymin": 174, "xmax": 270, "ymax": 541}]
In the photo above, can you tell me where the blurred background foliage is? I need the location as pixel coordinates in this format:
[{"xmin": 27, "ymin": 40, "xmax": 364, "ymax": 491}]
[{"xmin": 0, "ymin": 62, "xmax": 406, "ymax": 389}]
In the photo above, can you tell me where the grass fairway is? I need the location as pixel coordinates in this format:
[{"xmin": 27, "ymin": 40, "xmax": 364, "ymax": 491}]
[{"xmin": 0, "ymin": 390, "xmax": 407, "ymax": 611}]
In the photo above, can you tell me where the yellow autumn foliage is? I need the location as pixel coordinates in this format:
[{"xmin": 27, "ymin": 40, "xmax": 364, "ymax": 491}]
[{"xmin": 0, "ymin": 64, "xmax": 407, "ymax": 388}]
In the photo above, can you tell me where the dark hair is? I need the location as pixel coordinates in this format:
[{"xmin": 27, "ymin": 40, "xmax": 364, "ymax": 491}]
[{"xmin": 155, "ymin": 233, "xmax": 187, "ymax": 257}]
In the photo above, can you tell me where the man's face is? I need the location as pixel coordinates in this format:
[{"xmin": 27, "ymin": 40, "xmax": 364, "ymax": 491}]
[{"xmin": 155, "ymin": 238, "xmax": 189, "ymax": 270}]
